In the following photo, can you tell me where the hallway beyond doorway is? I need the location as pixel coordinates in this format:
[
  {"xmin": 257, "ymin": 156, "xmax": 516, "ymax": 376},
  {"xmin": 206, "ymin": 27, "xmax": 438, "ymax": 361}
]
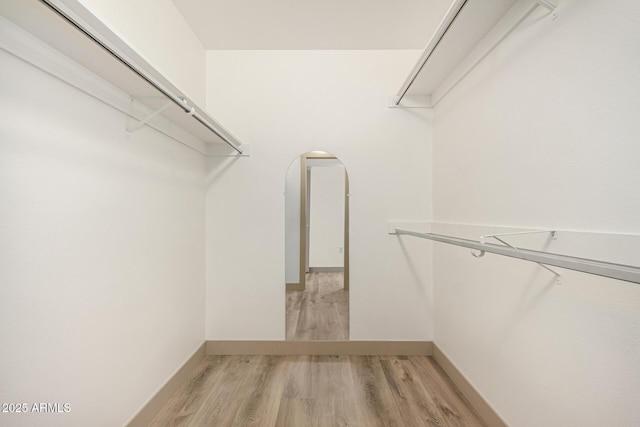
[{"xmin": 286, "ymin": 272, "xmax": 348, "ymax": 341}]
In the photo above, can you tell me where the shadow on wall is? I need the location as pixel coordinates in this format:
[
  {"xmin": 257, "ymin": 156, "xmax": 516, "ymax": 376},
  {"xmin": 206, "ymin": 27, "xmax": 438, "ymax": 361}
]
[
  {"xmin": 396, "ymin": 237, "xmax": 431, "ymax": 301},
  {"xmin": 205, "ymin": 155, "xmax": 241, "ymax": 189}
]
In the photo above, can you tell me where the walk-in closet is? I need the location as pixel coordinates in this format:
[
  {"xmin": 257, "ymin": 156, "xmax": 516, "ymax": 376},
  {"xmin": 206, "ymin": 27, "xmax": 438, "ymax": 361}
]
[{"xmin": 1, "ymin": 0, "xmax": 639, "ymax": 426}]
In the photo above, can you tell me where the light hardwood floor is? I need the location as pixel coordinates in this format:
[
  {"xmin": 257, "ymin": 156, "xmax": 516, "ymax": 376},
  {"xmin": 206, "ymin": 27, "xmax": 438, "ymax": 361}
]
[
  {"xmin": 286, "ymin": 272, "xmax": 348, "ymax": 341},
  {"xmin": 150, "ymin": 355, "xmax": 486, "ymax": 426}
]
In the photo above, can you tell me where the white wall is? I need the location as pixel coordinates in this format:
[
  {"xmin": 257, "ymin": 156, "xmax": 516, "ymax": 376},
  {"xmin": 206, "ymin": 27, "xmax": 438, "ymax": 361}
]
[
  {"xmin": 433, "ymin": 0, "xmax": 640, "ymax": 425},
  {"xmin": 309, "ymin": 165, "xmax": 345, "ymax": 268},
  {"xmin": 284, "ymin": 156, "xmax": 301, "ymax": 283},
  {"xmin": 74, "ymin": 0, "xmax": 206, "ymax": 105},
  {"xmin": 205, "ymin": 50, "xmax": 433, "ymax": 340},
  {"xmin": 0, "ymin": 47, "xmax": 205, "ymax": 426}
]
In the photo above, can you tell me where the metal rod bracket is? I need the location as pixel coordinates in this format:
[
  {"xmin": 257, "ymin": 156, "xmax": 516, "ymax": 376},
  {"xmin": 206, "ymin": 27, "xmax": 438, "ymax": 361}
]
[{"xmin": 471, "ymin": 230, "xmax": 561, "ymax": 282}]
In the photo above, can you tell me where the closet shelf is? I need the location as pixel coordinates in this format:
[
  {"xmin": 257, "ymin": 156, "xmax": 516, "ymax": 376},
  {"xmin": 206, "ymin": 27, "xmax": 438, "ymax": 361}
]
[
  {"xmin": 393, "ymin": 0, "xmax": 557, "ymax": 108},
  {"xmin": 0, "ymin": 0, "xmax": 246, "ymax": 156}
]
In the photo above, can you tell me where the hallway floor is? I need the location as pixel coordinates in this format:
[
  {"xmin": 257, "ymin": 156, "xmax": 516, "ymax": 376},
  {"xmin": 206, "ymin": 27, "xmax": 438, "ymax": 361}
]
[
  {"xmin": 150, "ymin": 354, "xmax": 485, "ymax": 426},
  {"xmin": 286, "ymin": 272, "xmax": 348, "ymax": 341}
]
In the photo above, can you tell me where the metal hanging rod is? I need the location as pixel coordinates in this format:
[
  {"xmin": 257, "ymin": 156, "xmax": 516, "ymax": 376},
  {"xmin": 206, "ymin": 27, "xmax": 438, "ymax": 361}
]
[
  {"xmin": 391, "ymin": 228, "xmax": 640, "ymax": 285},
  {"xmin": 38, "ymin": 0, "xmax": 244, "ymax": 155}
]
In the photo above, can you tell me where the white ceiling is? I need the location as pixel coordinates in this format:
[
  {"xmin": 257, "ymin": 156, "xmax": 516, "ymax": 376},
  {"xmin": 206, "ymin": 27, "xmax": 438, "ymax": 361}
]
[{"xmin": 172, "ymin": 0, "xmax": 454, "ymax": 50}]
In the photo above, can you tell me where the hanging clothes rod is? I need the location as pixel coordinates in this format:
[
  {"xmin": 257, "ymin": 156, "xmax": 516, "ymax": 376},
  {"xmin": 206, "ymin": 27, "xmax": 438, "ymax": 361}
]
[
  {"xmin": 391, "ymin": 228, "xmax": 640, "ymax": 285},
  {"xmin": 38, "ymin": 0, "xmax": 244, "ymax": 155}
]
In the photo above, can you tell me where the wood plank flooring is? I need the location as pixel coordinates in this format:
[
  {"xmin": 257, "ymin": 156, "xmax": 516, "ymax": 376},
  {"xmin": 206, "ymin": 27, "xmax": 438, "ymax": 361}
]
[
  {"xmin": 150, "ymin": 355, "xmax": 485, "ymax": 427},
  {"xmin": 286, "ymin": 272, "xmax": 348, "ymax": 341}
]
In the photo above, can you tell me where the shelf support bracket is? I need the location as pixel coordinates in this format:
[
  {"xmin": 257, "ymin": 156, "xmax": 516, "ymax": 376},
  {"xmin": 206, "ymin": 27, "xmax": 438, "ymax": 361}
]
[
  {"xmin": 126, "ymin": 100, "xmax": 173, "ymax": 135},
  {"xmin": 471, "ymin": 230, "xmax": 562, "ymax": 283},
  {"xmin": 536, "ymin": 0, "xmax": 558, "ymax": 18}
]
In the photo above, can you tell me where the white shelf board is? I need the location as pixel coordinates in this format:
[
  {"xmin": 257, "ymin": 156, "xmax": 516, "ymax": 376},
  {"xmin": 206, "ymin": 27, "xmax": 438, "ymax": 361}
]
[
  {"xmin": 401, "ymin": 0, "xmax": 517, "ymax": 97},
  {"xmin": 0, "ymin": 0, "xmax": 243, "ymax": 154}
]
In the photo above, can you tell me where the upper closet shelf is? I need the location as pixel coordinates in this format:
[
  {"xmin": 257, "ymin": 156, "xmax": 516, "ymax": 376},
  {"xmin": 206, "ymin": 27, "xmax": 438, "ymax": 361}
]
[
  {"xmin": 392, "ymin": 0, "xmax": 557, "ymax": 108},
  {"xmin": 0, "ymin": 0, "xmax": 246, "ymax": 156}
]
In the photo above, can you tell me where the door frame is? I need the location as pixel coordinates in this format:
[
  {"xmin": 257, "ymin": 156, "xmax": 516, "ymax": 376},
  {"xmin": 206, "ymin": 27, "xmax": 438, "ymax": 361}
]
[{"xmin": 298, "ymin": 152, "xmax": 349, "ymax": 291}]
